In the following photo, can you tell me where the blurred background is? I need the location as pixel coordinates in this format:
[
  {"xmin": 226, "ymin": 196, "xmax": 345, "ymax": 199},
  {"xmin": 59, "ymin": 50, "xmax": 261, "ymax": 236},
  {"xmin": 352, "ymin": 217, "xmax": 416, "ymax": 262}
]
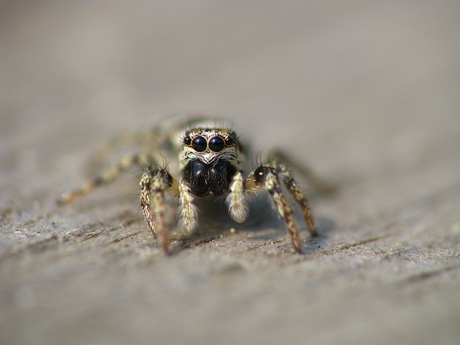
[
  {"xmin": 0, "ymin": 1, "xmax": 460, "ymax": 218},
  {"xmin": 1, "ymin": 2, "xmax": 460, "ymax": 345},
  {"xmin": 2, "ymin": 3, "xmax": 459, "ymax": 195}
]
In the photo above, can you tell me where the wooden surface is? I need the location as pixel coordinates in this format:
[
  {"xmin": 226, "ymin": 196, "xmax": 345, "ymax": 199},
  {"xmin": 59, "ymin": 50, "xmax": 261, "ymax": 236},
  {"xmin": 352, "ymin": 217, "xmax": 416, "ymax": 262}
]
[{"xmin": 1, "ymin": 3, "xmax": 460, "ymax": 345}]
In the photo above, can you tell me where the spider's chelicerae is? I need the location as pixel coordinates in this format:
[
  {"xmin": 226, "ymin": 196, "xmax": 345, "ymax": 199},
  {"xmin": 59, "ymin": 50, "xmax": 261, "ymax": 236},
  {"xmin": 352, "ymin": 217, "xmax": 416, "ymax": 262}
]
[{"xmin": 59, "ymin": 116, "xmax": 330, "ymax": 253}]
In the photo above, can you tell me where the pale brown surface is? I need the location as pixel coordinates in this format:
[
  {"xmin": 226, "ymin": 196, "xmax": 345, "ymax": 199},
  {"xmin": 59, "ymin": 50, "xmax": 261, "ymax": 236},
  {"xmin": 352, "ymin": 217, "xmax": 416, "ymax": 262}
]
[{"xmin": 1, "ymin": 3, "xmax": 460, "ymax": 345}]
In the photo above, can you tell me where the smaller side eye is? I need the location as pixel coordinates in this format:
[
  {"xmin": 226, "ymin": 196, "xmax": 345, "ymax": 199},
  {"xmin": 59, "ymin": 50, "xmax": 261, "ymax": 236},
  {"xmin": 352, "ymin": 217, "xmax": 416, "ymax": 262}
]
[
  {"xmin": 254, "ymin": 166, "xmax": 269, "ymax": 183},
  {"xmin": 184, "ymin": 136, "xmax": 191, "ymax": 145},
  {"xmin": 209, "ymin": 136, "xmax": 225, "ymax": 152},
  {"xmin": 225, "ymin": 136, "xmax": 234, "ymax": 146},
  {"xmin": 192, "ymin": 136, "xmax": 207, "ymax": 152}
]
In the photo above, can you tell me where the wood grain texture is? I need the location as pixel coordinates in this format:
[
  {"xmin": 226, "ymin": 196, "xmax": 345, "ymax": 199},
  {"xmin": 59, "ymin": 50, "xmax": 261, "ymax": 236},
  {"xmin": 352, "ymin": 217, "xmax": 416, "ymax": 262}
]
[{"xmin": 1, "ymin": 3, "xmax": 460, "ymax": 345}]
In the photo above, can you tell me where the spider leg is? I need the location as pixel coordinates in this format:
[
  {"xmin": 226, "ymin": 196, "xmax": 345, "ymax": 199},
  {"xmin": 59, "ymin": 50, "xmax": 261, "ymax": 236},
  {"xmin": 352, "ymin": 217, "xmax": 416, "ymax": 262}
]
[
  {"xmin": 178, "ymin": 178, "xmax": 198, "ymax": 233},
  {"xmin": 139, "ymin": 167, "xmax": 178, "ymax": 252},
  {"xmin": 226, "ymin": 171, "xmax": 249, "ymax": 223},
  {"xmin": 266, "ymin": 149, "xmax": 335, "ymax": 194},
  {"xmin": 58, "ymin": 153, "xmax": 154, "ymax": 204},
  {"xmin": 244, "ymin": 165, "xmax": 302, "ymax": 253},
  {"xmin": 272, "ymin": 160, "xmax": 317, "ymax": 236}
]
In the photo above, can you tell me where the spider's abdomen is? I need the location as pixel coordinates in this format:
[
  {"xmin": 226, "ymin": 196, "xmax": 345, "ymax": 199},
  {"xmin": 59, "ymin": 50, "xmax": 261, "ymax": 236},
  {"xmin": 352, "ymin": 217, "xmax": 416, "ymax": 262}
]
[{"xmin": 183, "ymin": 159, "xmax": 237, "ymax": 197}]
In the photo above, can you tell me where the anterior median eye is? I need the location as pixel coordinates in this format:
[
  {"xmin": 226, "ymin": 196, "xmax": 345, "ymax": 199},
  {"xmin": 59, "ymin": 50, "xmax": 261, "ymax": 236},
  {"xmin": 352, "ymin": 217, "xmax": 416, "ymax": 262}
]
[
  {"xmin": 192, "ymin": 136, "xmax": 207, "ymax": 152},
  {"xmin": 209, "ymin": 136, "xmax": 225, "ymax": 152}
]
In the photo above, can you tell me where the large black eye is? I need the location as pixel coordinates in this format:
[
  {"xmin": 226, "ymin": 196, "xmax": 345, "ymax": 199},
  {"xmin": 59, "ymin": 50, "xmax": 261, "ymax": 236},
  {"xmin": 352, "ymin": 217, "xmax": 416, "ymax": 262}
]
[
  {"xmin": 209, "ymin": 136, "xmax": 225, "ymax": 152},
  {"xmin": 192, "ymin": 136, "xmax": 207, "ymax": 152},
  {"xmin": 183, "ymin": 136, "xmax": 191, "ymax": 145}
]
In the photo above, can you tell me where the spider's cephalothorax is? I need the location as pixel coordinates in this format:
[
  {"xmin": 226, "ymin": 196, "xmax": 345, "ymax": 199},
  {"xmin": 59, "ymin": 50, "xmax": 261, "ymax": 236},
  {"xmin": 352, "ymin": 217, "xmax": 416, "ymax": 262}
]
[{"xmin": 59, "ymin": 116, "xmax": 328, "ymax": 253}]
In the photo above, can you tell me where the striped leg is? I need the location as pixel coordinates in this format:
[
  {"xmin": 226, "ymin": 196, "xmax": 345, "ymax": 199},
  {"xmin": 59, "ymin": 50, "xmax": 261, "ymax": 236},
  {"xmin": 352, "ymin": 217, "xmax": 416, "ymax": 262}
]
[
  {"xmin": 273, "ymin": 161, "xmax": 316, "ymax": 236},
  {"xmin": 89, "ymin": 128, "xmax": 158, "ymax": 164},
  {"xmin": 266, "ymin": 149, "xmax": 335, "ymax": 194},
  {"xmin": 244, "ymin": 165, "xmax": 302, "ymax": 253},
  {"xmin": 139, "ymin": 168, "xmax": 176, "ymax": 252},
  {"xmin": 58, "ymin": 153, "xmax": 152, "ymax": 204}
]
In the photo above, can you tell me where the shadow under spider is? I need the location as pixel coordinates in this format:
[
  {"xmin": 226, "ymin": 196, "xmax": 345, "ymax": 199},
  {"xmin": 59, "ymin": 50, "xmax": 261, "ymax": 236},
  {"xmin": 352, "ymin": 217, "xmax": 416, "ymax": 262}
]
[{"xmin": 166, "ymin": 195, "xmax": 336, "ymax": 255}]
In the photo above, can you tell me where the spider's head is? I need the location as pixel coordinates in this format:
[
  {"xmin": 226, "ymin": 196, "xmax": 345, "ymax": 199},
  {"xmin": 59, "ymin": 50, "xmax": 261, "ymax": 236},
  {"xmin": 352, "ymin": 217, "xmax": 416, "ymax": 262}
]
[{"xmin": 180, "ymin": 128, "xmax": 242, "ymax": 197}]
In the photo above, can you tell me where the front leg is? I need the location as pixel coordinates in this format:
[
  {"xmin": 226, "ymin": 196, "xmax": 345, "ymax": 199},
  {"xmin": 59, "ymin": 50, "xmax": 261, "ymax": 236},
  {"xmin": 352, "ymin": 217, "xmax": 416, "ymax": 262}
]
[
  {"xmin": 178, "ymin": 178, "xmax": 198, "ymax": 233},
  {"xmin": 226, "ymin": 171, "xmax": 249, "ymax": 223},
  {"xmin": 139, "ymin": 167, "xmax": 176, "ymax": 252},
  {"xmin": 245, "ymin": 165, "xmax": 302, "ymax": 253}
]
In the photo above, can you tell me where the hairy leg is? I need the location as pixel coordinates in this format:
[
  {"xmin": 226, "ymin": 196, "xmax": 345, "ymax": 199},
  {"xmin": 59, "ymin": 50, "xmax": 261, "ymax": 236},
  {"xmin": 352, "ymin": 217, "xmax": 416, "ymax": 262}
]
[
  {"xmin": 139, "ymin": 167, "xmax": 175, "ymax": 252},
  {"xmin": 178, "ymin": 178, "xmax": 198, "ymax": 233},
  {"xmin": 244, "ymin": 165, "xmax": 302, "ymax": 253},
  {"xmin": 266, "ymin": 149, "xmax": 335, "ymax": 194},
  {"xmin": 272, "ymin": 161, "xmax": 316, "ymax": 236},
  {"xmin": 58, "ymin": 153, "xmax": 154, "ymax": 204},
  {"xmin": 226, "ymin": 171, "xmax": 249, "ymax": 223}
]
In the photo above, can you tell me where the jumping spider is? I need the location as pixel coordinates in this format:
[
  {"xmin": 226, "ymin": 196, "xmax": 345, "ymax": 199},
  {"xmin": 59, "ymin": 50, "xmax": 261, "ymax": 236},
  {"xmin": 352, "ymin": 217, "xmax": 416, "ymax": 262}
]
[{"xmin": 59, "ymin": 116, "xmax": 330, "ymax": 253}]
